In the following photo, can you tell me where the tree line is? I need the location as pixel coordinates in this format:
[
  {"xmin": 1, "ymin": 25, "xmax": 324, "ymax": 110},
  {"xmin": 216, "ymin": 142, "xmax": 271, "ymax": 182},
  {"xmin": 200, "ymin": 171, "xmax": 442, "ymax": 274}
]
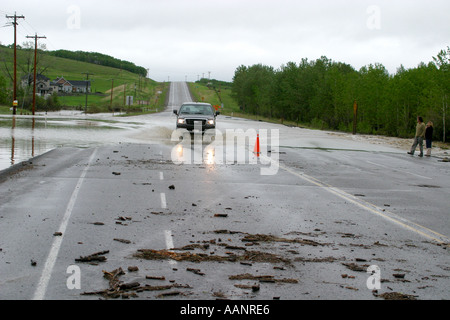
[
  {"xmin": 232, "ymin": 47, "xmax": 449, "ymax": 142},
  {"xmin": 48, "ymin": 49, "xmax": 148, "ymax": 77}
]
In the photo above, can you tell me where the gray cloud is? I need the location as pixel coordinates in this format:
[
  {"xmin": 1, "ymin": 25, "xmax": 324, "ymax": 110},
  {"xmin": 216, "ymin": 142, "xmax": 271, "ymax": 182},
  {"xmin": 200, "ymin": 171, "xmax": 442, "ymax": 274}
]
[{"xmin": 1, "ymin": 0, "xmax": 448, "ymax": 82}]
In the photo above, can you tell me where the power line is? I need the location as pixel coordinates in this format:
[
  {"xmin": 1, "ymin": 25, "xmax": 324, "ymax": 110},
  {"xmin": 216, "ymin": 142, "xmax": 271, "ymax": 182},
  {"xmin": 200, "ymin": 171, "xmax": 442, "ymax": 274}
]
[
  {"xmin": 81, "ymin": 72, "xmax": 94, "ymax": 114},
  {"xmin": 26, "ymin": 33, "xmax": 46, "ymax": 115},
  {"xmin": 5, "ymin": 12, "xmax": 25, "ymax": 115}
]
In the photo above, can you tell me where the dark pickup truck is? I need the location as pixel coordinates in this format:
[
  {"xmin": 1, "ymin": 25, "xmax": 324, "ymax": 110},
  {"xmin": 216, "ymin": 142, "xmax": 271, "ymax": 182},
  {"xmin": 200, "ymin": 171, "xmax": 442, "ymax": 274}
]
[{"xmin": 173, "ymin": 102, "xmax": 219, "ymax": 133}]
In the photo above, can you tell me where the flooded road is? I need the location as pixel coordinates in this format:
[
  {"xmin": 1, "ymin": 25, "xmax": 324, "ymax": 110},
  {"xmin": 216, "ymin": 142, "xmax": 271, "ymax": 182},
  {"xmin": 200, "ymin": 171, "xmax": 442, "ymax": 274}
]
[
  {"xmin": 0, "ymin": 111, "xmax": 176, "ymax": 172},
  {"xmin": 1, "ymin": 82, "xmax": 448, "ymax": 301},
  {"xmin": 0, "ymin": 81, "xmax": 193, "ymax": 172}
]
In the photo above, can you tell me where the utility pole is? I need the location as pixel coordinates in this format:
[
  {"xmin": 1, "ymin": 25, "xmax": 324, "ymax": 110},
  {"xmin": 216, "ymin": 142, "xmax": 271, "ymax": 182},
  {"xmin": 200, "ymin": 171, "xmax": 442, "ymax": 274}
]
[
  {"xmin": 353, "ymin": 100, "xmax": 358, "ymax": 135},
  {"xmin": 123, "ymin": 84, "xmax": 126, "ymax": 109},
  {"xmin": 6, "ymin": 12, "xmax": 25, "ymax": 115},
  {"xmin": 110, "ymin": 79, "xmax": 114, "ymax": 112},
  {"xmin": 26, "ymin": 34, "xmax": 46, "ymax": 115},
  {"xmin": 81, "ymin": 72, "xmax": 93, "ymax": 114}
]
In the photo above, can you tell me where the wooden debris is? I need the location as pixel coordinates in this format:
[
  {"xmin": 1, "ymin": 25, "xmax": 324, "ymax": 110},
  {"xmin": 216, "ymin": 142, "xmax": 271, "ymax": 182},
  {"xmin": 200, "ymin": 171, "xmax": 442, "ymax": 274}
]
[
  {"xmin": 234, "ymin": 283, "xmax": 260, "ymax": 292},
  {"xmin": 145, "ymin": 275, "xmax": 166, "ymax": 281},
  {"xmin": 229, "ymin": 273, "xmax": 298, "ymax": 284},
  {"xmin": 81, "ymin": 267, "xmax": 191, "ymax": 299},
  {"xmin": 342, "ymin": 262, "xmax": 367, "ymax": 272},
  {"xmin": 114, "ymin": 238, "xmax": 131, "ymax": 244},
  {"xmin": 75, "ymin": 250, "xmax": 109, "ymax": 263},
  {"xmin": 375, "ymin": 292, "xmax": 417, "ymax": 300},
  {"xmin": 156, "ymin": 291, "xmax": 181, "ymax": 298},
  {"xmin": 134, "ymin": 248, "xmax": 290, "ymax": 264},
  {"xmin": 186, "ymin": 268, "xmax": 205, "ymax": 276},
  {"xmin": 241, "ymin": 234, "xmax": 323, "ymax": 246}
]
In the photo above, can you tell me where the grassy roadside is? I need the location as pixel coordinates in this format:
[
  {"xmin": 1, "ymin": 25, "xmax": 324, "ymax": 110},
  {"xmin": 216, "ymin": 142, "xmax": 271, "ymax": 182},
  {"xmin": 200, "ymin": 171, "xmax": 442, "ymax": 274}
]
[
  {"xmin": 188, "ymin": 82, "xmax": 240, "ymax": 115},
  {"xmin": 0, "ymin": 81, "xmax": 169, "ymax": 115},
  {"xmin": 0, "ymin": 45, "xmax": 168, "ymax": 114}
]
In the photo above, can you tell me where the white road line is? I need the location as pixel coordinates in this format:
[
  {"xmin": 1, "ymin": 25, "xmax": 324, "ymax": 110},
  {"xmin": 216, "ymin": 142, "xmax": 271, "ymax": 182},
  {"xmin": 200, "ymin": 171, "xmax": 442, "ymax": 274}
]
[
  {"xmin": 160, "ymin": 172, "xmax": 164, "ymax": 180},
  {"xmin": 33, "ymin": 148, "xmax": 98, "ymax": 300},
  {"xmin": 160, "ymin": 193, "xmax": 167, "ymax": 209},
  {"xmin": 164, "ymin": 230, "xmax": 177, "ymax": 265},
  {"xmin": 276, "ymin": 161, "xmax": 449, "ymax": 245},
  {"xmin": 164, "ymin": 230, "xmax": 174, "ymax": 249},
  {"xmin": 366, "ymin": 160, "xmax": 432, "ymax": 180}
]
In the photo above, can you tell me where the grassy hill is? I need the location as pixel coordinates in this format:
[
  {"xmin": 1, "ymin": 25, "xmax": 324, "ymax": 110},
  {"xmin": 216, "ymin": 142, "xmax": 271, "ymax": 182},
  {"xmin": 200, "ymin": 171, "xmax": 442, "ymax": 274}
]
[
  {"xmin": 0, "ymin": 45, "xmax": 167, "ymax": 113},
  {"xmin": 188, "ymin": 80, "xmax": 240, "ymax": 116}
]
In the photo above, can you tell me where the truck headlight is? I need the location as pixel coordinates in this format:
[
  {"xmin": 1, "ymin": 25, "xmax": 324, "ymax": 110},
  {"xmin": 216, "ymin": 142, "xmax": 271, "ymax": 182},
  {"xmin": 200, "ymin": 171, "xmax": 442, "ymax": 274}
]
[
  {"xmin": 178, "ymin": 119, "xmax": 185, "ymax": 124},
  {"xmin": 207, "ymin": 120, "xmax": 215, "ymax": 125}
]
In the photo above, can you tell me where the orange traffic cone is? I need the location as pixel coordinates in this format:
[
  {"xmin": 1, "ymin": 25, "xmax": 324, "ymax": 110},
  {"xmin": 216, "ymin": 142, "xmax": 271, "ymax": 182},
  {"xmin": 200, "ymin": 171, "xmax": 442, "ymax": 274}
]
[{"xmin": 254, "ymin": 134, "xmax": 260, "ymax": 157}]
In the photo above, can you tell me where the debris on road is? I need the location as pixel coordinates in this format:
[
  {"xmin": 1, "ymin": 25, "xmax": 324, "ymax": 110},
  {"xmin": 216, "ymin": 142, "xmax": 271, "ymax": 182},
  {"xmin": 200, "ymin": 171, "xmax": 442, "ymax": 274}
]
[
  {"xmin": 75, "ymin": 250, "xmax": 109, "ymax": 263},
  {"xmin": 342, "ymin": 262, "xmax": 367, "ymax": 272},
  {"xmin": 114, "ymin": 238, "xmax": 131, "ymax": 244},
  {"xmin": 374, "ymin": 291, "xmax": 417, "ymax": 300},
  {"xmin": 242, "ymin": 233, "xmax": 323, "ymax": 247},
  {"xmin": 229, "ymin": 273, "xmax": 298, "ymax": 284},
  {"xmin": 145, "ymin": 275, "xmax": 166, "ymax": 280},
  {"xmin": 81, "ymin": 267, "xmax": 191, "ymax": 299},
  {"xmin": 186, "ymin": 268, "xmax": 205, "ymax": 276},
  {"xmin": 234, "ymin": 283, "xmax": 260, "ymax": 292},
  {"xmin": 134, "ymin": 248, "xmax": 290, "ymax": 264},
  {"xmin": 214, "ymin": 213, "xmax": 228, "ymax": 218}
]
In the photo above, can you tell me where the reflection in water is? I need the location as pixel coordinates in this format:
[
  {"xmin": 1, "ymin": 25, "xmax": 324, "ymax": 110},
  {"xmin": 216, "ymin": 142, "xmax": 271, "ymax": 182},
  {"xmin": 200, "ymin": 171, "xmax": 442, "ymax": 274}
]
[
  {"xmin": 0, "ymin": 115, "xmax": 137, "ymax": 172},
  {"xmin": 10, "ymin": 116, "xmax": 15, "ymax": 166},
  {"xmin": 7, "ymin": 116, "xmax": 36, "ymax": 167},
  {"xmin": 172, "ymin": 142, "xmax": 216, "ymax": 167}
]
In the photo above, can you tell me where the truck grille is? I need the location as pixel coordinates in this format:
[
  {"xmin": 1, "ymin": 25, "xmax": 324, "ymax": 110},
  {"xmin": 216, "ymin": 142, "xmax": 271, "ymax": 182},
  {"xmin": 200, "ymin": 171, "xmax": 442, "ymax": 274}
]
[{"xmin": 186, "ymin": 119, "xmax": 206, "ymax": 125}]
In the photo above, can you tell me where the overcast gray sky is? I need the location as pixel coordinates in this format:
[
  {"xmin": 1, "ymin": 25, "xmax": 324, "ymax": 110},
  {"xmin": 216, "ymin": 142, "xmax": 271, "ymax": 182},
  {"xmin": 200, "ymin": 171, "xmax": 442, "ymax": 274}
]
[{"xmin": 1, "ymin": 0, "xmax": 449, "ymax": 82}]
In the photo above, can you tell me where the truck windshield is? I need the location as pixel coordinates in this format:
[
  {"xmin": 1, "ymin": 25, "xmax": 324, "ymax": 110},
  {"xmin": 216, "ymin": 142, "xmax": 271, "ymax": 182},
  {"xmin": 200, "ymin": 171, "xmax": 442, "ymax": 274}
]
[{"xmin": 179, "ymin": 105, "xmax": 214, "ymax": 115}]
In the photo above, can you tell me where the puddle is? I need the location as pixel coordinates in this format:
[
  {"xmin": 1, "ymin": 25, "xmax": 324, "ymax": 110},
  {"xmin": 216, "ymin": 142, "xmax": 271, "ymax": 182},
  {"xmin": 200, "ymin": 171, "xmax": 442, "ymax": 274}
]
[{"xmin": 0, "ymin": 112, "xmax": 176, "ymax": 172}]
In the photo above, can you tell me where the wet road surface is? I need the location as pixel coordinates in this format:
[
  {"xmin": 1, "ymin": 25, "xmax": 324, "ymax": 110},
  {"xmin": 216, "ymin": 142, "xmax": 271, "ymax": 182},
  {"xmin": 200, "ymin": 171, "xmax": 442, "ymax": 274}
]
[{"xmin": 0, "ymin": 82, "xmax": 449, "ymax": 300}]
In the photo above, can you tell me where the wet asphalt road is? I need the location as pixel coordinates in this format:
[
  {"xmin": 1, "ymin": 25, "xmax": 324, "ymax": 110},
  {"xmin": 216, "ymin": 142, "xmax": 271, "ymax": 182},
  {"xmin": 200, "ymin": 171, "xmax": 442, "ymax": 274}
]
[{"xmin": 0, "ymin": 82, "xmax": 449, "ymax": 301}]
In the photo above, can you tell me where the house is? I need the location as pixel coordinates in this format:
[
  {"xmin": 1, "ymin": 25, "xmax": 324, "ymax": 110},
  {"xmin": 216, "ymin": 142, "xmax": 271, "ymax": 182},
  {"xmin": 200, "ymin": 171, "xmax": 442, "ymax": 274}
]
[
  {"xmin": 69, "ymin": 80, "xmax": 91, "ymax": 93},
  {"xmin": 51, "ymin": 77, "xmax": 91, "ymax": 94},
  {"xmin": 51, "ymin": 77, "xmax": 73, "ymax": 93},
  {"xmin": 22, "ymin": 75, "xmax": 91, "ymax": 95},
  {"xmin": 21, "ymin": 74, "xmax": 51, "ymax": 95}
]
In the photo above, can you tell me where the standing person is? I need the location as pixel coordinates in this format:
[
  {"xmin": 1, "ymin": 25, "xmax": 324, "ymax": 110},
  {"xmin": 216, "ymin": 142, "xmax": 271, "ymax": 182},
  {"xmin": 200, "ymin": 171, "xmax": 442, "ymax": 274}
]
[
  {"xmin": 425, "ymin": 121, "xmax": 434, "ymax": 157},
  {"xmin": 407, "ymin": 116, "xmax": 426, "ymax": 157}
]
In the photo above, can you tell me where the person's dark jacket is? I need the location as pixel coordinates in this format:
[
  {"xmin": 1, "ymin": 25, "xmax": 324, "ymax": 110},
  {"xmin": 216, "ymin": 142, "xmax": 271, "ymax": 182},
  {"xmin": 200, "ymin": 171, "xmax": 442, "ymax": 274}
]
[{"xmin": 425, "ymin": 126, "xmax": 433, "ymax": 140}]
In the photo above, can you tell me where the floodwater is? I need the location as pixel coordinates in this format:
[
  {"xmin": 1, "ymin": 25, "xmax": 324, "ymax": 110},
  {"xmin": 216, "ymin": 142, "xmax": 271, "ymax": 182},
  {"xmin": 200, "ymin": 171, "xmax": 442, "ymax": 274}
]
[
  {"xmin": 0, "ymin": 111, "xmax": 176, "ymax": 172},
  {"xmin": 1, "ymin": 109, "xmax": 432, "ymax": 173}
]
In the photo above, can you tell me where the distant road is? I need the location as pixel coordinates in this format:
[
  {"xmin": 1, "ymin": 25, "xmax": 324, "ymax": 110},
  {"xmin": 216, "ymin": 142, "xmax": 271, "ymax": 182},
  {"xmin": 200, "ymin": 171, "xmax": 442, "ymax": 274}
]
[{"xmin": 168, "ymin": 81, "xmax": 193, "ymax": 112}]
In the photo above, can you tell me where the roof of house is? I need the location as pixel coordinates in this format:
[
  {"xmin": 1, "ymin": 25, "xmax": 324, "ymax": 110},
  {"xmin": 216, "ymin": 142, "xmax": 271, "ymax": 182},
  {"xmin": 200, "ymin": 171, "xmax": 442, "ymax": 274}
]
[
  {"xmin": 22, "ymin": 74, "xmax": 50, "ymax": 82},
  {"xmin": 69, "ymin": 80, "xmax": 91, "ymax": 87}
]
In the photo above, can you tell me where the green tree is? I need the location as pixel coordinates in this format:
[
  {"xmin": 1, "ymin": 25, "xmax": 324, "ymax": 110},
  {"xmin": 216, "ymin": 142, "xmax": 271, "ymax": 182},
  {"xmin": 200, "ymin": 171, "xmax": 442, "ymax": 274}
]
[
  {"xmin": 432, "ymin": 47, "xmax": 450, "ymax": 142},
  {"xmin": 0, "ymin": 74, "xmax": 8, "ymax": 105}
]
